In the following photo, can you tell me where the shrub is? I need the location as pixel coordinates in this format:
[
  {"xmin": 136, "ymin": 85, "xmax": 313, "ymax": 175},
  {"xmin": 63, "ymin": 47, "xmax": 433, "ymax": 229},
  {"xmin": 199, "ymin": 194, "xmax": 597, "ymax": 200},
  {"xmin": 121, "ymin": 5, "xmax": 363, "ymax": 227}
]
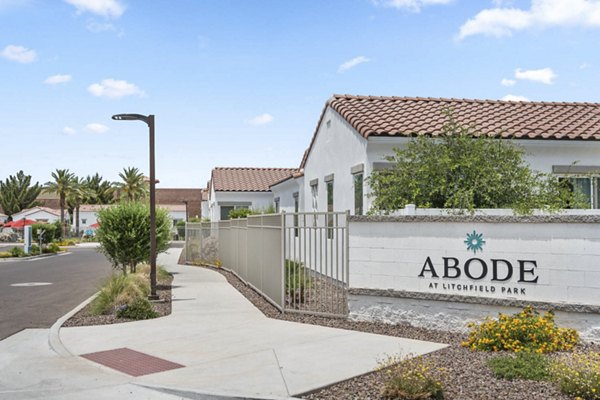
[
  {"xmin": 32, "ymin": 222, "xmax": 60, "ymax": 244},
  {"xmin": 228, "ymin": 208, "xmax": 259, "ymax": 219},
  {"xmin": 91, "ymin": 274, "xmax": 132, "ymax": 315},
  {"xmin": 0, "ymin": 251, "xmax": 11, "ymax": 258},
  {"xmin": 54, "ymin": 239, "xmax": 78, "ymax": 246},
  {"xmin": 461, "ymin": 306, "xmax": 579, "ymax": 353},
  {"xmin": 136, "ymin": 264, "xmax": 171, "ymax": 282},
  {"xmin": 116, "ymin": 298, "xmax": 158, "ymax": 320},
  {"xmin": 379, "ymin": 355, "xmax": 445, "ymax": 400},
  {"xmin": 285, "ymin": 260, "xmax": 312, "ymax": 304},
  {"xmin": 96, "ymin": 202, "xmax": 171, "ymax": 274},
  {"xmin": 551, "ymin": 352, "xmax": 600, "ymax": 399},
  {"xmin": 488, "ymin": 351, "xmax": 550, "ymax": 381},
  {"xmin": 43, "ymin": 243, "xmax": 61, "ymax": 254},
  {"xmin": 29, "ymin": 244, "xmax": 40, "ymax": 255},
  {"xmin": 10, "ymin": 246, "xmax": 24, "ymax": 257}
]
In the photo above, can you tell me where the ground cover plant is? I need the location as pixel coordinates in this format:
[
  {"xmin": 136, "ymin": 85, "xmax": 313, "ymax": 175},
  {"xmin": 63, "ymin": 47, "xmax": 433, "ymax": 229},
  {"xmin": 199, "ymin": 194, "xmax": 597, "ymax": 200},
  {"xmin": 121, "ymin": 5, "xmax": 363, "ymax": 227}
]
[
  {"xmin": 551, "ymin": 351, "xmax": 600, "ymax": 399},
  {"xmin": 462, "ymin": 306, "xmax": 579, "ymax": 353},
  {"xmin": 379, "ymin": 355, "xmax": 446, "ymax": 400},
  {"xmin": 487, "ymin": 351, "xmax": 550, "ymax": 381}
]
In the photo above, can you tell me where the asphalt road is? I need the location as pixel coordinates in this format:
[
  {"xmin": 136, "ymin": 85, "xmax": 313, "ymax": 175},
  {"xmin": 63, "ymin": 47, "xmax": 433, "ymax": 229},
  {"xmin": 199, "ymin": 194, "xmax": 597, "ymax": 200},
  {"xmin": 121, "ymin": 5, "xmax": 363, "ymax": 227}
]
[{"xmin": 0, "ymin": 248, "xmax": 113, "ymax": 340}]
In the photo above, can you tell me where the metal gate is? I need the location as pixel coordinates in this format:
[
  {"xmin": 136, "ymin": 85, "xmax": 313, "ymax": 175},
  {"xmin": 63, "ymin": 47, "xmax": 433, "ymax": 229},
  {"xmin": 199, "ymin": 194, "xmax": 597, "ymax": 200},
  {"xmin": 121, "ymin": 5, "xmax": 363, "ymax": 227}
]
[{"xmin": 185, "ymin": 211, "xmax": 349, "ymax": 317}]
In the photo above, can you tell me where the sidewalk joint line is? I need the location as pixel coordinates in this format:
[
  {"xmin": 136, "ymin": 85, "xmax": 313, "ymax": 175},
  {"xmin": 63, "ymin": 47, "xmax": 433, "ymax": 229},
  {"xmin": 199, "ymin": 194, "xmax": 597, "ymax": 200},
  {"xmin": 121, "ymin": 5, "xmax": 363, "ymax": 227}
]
[{"xmin": 271, "ymin": 349, "xmax": 291, "ymax": 396}]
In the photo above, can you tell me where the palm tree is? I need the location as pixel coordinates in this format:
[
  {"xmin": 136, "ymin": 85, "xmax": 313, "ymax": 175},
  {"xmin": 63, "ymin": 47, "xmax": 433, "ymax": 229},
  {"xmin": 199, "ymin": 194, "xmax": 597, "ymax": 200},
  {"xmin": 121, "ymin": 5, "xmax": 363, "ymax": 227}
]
[
  {"xmin": 44, "ymin": 169, "xmax": 76, "ymax": 236},
  {"xmin": 67, "ymin": 177, "xmax": 93, "ymax": 235},
  {"xmin": 84, "ymin": 173, "xmax": 115, "ymax": 204},
  {"xmin": 115, "ymin": 167, "xmax": 148, "ymax": 202}
]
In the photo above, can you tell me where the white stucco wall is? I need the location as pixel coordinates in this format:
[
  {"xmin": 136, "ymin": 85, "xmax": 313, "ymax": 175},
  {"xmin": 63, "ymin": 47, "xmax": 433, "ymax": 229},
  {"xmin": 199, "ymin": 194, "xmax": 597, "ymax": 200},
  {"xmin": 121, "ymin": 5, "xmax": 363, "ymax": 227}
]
[
  {"xmin": 12, "ymin": 209, "xmax": 60, "ymax": 222},
  {"xmin": 75, "ymin": 210, "xmax": 99, "ymax": 230},
  {"xmin": 302, "ymin": 108, "xmax": 368, "ymax": 215},
  {"xmin": 349, "ymin": 219, "xmax": 600, "ymax": 306},
  {"xmin": 348, "ymin": 217, "xmax": 600, "ymax": 338},
  {"xmin": 210, "ymin": 191, "xmax": 275, "ymax": 221},
  {"xmin": 271, "ymin": 177, "xmax": 304, "ymax": 213}
]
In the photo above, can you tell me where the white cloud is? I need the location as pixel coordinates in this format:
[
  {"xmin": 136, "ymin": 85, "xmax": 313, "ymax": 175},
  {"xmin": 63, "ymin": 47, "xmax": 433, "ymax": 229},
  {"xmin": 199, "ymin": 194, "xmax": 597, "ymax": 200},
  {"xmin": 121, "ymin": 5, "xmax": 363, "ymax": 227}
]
[
  {"xmin": 64, "ymin": 0, "xmax": 125, "ymax": 18},
  {"xmin": 338, "ymin": 56, "xmax": 370, "ymax": 73},
  {"xmin": 248, "ymin": 113, "xmax": 274, "ymax": 126},
  {"xmin": 580, "ymin": 62, "xmax": 591, "ymax": 69},
  {"xmin": 87, "ymin": 78, "xmax": 145, "ymax": 98},
  {"xmin": 63, "ymin": 126, "xmax": 77, "ymax": 136},
  {"xmin": 44, "ymin": 74, "xmax": 72, "ymax": 85},
  {"xmin": 501, "ymin": 78, "xmax": 516, "ymax": 86},
  {"xmin": 373, "ymin": 0, "xmax": 453, "ymax": 12},
  {"xmin": 85, "ymin": 123, "xmax": 109, "ymax": 133},
  {"xmin": 515, "ymin": 67, "xmax": 557, "ymax": 84},
  {"xmin": 501, "ymin": 94, "xmax": 530, "ymax": 101},
  {"xmin": 86, "ymin": 21, "xmax": 116, "ymax": 32},
  {"xmin": 458, "ymin": 0, "xmax": 600, "ymax": 40},
  {"xmin": 1, "ymin": 44, "xmax": 36, "ymax": 63}
]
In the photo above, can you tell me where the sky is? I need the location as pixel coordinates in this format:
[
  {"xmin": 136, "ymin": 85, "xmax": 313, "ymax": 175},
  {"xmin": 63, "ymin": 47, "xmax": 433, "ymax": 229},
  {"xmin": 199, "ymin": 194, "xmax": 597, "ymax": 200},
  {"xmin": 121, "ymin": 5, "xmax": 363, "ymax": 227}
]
[{"xmin": 1, "ymin": 0, "xmax": 600, "ymax": 188}]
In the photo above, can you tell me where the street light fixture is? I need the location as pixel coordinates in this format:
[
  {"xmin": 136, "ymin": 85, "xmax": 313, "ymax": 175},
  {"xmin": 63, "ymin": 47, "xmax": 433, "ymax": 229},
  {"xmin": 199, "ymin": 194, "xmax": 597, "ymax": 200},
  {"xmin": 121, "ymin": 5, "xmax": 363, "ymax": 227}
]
[{"xmin": 111, "ymin": 113, "xmax": 159, "ymax": 300}]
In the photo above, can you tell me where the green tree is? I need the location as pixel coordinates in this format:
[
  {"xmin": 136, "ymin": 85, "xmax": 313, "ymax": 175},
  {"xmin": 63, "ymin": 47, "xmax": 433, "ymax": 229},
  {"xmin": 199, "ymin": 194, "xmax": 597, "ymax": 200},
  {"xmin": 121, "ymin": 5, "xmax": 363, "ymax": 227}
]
[
  {"xmin": 96, "ymin": 202, "xmax": 171, "ymax": 274},
  {"xmin": 0, "ymin": 171, "xmax": 42, "ymax": 216},
  {"xmin": 368, "ymin": 119, "xmax": 583, "ymax": 215},
  {"xmin": 44, "ymin": 169, "xmax": 76, "ymax": 236},
  {"xmin": 115, "ymin": 167, "xmax": 148, "ymax": 202},
  {"xmin": 84, "ymin": 173, "xmax": 115, "ymax": 204}
]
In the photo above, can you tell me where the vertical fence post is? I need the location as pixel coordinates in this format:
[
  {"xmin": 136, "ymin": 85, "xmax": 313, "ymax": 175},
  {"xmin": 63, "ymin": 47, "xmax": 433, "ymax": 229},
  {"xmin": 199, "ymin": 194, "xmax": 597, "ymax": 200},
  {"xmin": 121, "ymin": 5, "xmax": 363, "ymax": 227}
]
[{"xmin": 281, "ymin": 211, "xmax": 286, "ymax": 312}]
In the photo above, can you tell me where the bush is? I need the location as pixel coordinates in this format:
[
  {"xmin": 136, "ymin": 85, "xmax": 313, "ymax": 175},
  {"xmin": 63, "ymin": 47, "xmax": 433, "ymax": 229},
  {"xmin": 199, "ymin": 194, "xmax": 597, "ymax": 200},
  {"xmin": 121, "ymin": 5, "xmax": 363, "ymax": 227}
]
[
  {"xmin": 551, "ymin": 352, "xmax": 600, "ymax": 399},
  {"xmin": 228, "ymin": 208, "xmax": 259, "ymax": 219},
  {"xmin": 91, "ymin": 274, "xmax": 149, "ymax": 315},
  {"xmin": 116, "ymin": 298, "xmax": 158, "ymax": 320},
  {"xmin": 380, "ymin": 355, "xmax": 445, "ymax": 400},
  {"xmin": 54, "ymin": 239, "xmax": 78, "ymax": 246},
  {"xmin": 29, "ymin": 244, "xmax": 40, "ymax": 255},
  {"xmin": 285, "ymin": 260, "xmax": 312, "ymax": 304},
  {"xmin": 461, "ymin": 306, "xmax": 579, "ymax": 353},
  {"xmin": 96, "ymin": 202, "xmax": 171, "ymax": 274},
  {"xmin": 43, "ymin": 243, "xmax": 61, "ymax": 254},
  {"xmin": 488, "ymin": 351, "xmax": 550, "ymax": 381},
  {"xmin": 32, "ymin": 222, "xmax": 60, "ymax": 244},
  {"xmin": 0, "ymin": 251, "xmax": 11, "ymax": 258},
  {"xmin": 10, "ymin": 246, "xmax": 24, "ymax": 257}
]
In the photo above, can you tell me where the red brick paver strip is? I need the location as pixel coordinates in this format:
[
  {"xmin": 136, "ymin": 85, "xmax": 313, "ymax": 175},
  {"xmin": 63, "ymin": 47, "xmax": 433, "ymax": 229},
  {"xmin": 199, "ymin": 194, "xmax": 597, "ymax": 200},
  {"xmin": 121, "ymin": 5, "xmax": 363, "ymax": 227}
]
[{"xmin": 81, "ymin": 347, "xmax": 184, "ymax": 377}]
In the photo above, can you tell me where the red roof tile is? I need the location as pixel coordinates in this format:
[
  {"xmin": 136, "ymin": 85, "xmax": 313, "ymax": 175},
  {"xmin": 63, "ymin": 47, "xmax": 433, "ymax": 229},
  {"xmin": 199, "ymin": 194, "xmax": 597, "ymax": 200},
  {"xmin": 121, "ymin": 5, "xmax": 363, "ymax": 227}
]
[
  {"xmin": 300, "ymin": 94, "xmax": 600, "ymax": 167},
  {"xmin": 211, "ymin": 167, "xmax": 297, "ymax": 192}
]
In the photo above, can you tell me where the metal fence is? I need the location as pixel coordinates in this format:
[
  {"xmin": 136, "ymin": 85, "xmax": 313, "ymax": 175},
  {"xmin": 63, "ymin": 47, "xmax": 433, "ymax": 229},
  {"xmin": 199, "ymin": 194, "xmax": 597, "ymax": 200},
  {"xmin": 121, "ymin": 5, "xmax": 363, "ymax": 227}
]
[{"xmin": 185, "ymin": 211, "xmax": 349, "ymax": 317}]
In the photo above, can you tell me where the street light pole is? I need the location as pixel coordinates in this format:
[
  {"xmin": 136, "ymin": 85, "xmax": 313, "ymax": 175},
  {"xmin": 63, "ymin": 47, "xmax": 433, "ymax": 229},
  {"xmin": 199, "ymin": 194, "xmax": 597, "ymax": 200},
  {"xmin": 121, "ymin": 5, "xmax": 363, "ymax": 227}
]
[{"xmin": 112, "ymin": 113, "xmax": 159, "ymax": 300}]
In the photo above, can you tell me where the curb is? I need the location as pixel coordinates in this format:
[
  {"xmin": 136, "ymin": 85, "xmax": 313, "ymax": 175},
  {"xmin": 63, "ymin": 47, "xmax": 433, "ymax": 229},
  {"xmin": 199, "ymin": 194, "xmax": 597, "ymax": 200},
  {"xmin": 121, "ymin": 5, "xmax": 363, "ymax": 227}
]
[
  {"xmin": 136, "ymin": 383, "xmax": 301, "ymax": 400},
  {"xmin": 0, "ymin": 251, "xmax": 71, "ymax": 263},
  {"xmin": 48, "ymin": 291, "xmax": 99, "ymax": 357}
]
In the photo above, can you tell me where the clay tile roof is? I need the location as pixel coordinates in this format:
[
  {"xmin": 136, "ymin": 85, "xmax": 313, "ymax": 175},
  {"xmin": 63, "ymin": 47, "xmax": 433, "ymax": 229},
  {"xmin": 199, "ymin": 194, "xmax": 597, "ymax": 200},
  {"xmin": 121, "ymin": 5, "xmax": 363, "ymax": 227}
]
[
  {"xmin": 328, "ymin": 94, "xmax": 600, "ymax": 140},
  {"xmin": 300, "ymin": 94, "xmax": 600, "ymax": 168},
  {"xmin": 211, "ymin": 167, "xmax": 297, "ymax": 192}
]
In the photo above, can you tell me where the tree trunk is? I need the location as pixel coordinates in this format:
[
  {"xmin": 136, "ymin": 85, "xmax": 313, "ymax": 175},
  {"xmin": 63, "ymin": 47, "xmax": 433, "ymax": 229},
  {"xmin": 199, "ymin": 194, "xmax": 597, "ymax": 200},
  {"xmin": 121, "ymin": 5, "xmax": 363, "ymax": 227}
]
[
  {"xmin": 60, "ymin": 193, "xmax": 66, "ymax": 237},
  {"xmin": 75, "ymin": 206, "xmax": 80, "ymax": 236}
]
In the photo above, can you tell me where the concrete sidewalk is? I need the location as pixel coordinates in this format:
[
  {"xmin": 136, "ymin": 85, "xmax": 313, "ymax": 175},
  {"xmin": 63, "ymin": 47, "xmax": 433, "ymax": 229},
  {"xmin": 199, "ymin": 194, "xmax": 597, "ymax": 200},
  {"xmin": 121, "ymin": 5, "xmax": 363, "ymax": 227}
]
[{"xmin": 1, "ymin": 248, "xmax": 447, "ymax": 399}]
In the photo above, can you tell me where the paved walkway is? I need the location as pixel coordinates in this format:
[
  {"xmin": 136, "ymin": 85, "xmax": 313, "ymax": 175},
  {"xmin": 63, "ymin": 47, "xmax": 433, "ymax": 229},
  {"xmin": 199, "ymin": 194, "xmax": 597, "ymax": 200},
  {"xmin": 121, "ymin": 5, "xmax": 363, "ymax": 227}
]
[{"xmin": 1, "ymin": 248, "xmax": 447, "ymax": 399}]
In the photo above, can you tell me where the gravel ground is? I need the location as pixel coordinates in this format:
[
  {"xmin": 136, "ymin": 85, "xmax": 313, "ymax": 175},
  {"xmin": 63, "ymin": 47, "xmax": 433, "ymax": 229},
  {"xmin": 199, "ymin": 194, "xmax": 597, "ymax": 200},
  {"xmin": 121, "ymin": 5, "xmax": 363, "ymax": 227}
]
[
  {"xmin": 62, "ymin": 276, "xmax": 172, "ymax": 327},
  {"xmin": 195, "ymin": 263, "xmax": 598, "ymax": 400}
]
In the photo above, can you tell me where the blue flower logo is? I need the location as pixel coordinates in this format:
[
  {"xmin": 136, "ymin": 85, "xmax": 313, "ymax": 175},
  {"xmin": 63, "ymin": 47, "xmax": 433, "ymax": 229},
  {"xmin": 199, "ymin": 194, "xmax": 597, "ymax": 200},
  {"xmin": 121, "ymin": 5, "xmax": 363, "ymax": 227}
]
[{"xmin": 465, "ymin": 230, "xmax": 485, "ymax": 254}]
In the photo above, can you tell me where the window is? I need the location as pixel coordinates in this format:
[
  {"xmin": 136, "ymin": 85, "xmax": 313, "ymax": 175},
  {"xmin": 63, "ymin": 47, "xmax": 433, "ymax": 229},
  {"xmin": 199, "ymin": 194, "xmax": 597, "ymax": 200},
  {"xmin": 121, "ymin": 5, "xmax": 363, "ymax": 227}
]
[
  {"xmin": 559, "ymin": 176, "xmax": 600, "ymax": 208},
  {"xmin": 310, "ymin": 179, "xmax": 318, "ymax": 211},
  {"xmin": 353, "ymin": 173, "xmax": 363, "ymax": 215},
  {"xmin": 293, "ymin": 192, "xmax": 299, "ymax": 237},
  {"xmin": 326, "ymin": 179, "xmax": 334, "ymax": 238},
  {"xmin": 81, "ymin": 218, "xmax": 87, "ymax": 224},
  {"xmin": 274, "ymin": 197, "xmax": 280, "ymax": 213},
  {"xmin": 220, "ymin": 206, "xmax": 234, "ymax": 220}
]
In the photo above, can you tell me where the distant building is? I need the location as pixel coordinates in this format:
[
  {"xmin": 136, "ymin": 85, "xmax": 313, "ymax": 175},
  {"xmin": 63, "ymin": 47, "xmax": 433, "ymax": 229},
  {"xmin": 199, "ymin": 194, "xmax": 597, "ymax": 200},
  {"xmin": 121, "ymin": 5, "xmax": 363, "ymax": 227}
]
[
  {"xmin": 12, "ymin": 206, "xmax": 62, "ymax": 223},
  {"xmin": 206, "ymin": 167, "xmax": 296, "ymax": 221}
]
